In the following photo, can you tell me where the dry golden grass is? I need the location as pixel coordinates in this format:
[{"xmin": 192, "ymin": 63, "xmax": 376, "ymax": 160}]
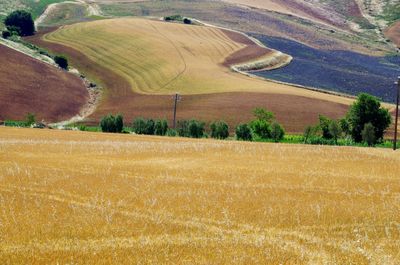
[
  {"xmin": 41, "ymin": 18, "xmax": 354, "ymax": 106},
  {"xmin": 1, "ymin": 127, "xmax": 399, "ymax": 264}
]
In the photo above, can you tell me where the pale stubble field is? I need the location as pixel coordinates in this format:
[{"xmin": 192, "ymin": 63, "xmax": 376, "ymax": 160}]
[{"xmin": 0, "ymin": 127, "xmax": 399, "ymax": 264}]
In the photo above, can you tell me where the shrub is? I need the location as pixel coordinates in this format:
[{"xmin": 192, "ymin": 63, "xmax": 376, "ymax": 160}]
[
  {"xmin": 250, "ymin": 119, "xmax": 271, "ymax": 139},
  {"xmin": 164, "ymin": 15, "xmax": 183, "ymax": 21},
  {"xmin": 132, "ymin": 117, "xmax": 147, "ymax": 134},
  {"xmin": 339, "ymin": 118, "xmax": 350, "ymax": 136},
  {"xmin": 319, "ymin": 115, "xmax": 333, "ymax": 139},
  {"xmin": 236, "ymin": 123, "xmax": 252, "ymax": 141},
  {"xmin": 166, "ymin": 128, "xmax": 177, "ymax": 137},
  {"xmin": 188, "ymin": 120, "xmax": 205, "ymax": 138},
  {"xmin": 2, "ymin": 30, "xmax": 11, "ymax": 39},
  {"xmin": 144, "ymin": 119, "xmax": 155, "ymax": 135},
  {"xmin": 25, "ymin": 113, "xmax": 35, "ymax": 126},
  {"xmin": 4, "ymin": 10, "xmax": 35, "ymax": 36},
  {"xmin": 154, "ymin": 119, "xmax": 168, "ymax": 136},
  {"xmin": 54, "ymin": 55, "xmax": 68, "ymax": 70},
  {"xmin": 303, "ymin": 126, "xmax": 315, "ymax": 144},
  {"xmin": 253, "ymin": 108, "xmax": 274, "ymax": 122},
  {"xmin": 270, "ymin": 122, "xmax": 285, "ymax": 142},
  {"xmin": 328, "ymin": 120, "xmax": 342, "ymax": 144},
  {"xmin": 362, "ymin": 123, "xmax": 376, "ymax": 146},
  {"xmin": 210, "ymin": 121, "xmax": 229, "ymax": 139},
  {"xmin": 100, "ymin": 114, "xmax": 123, "ymax": 133},
  {"xmin": 115, "ymin": 114, "xmax": 123, "ymax": 133},
  {"xmin": 177, "ymin": 120, "xmax": 205, "ymax": 138},
  {"xmin": 177, "ymin": 120, "xmax": 190, "ymax": 137},
  {"xmin": 346, "ymin": 93, "xmax": 391, "ymax": 142}
]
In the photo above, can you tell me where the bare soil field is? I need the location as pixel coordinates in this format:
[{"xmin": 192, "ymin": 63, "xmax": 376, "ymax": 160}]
[
  {"xmin": 0, "ymin": 44, "xmax": 88, "ymax": 122},
  {"xmin": 1, "ymin": 127, "xmax": 399, "ymax": 264}
]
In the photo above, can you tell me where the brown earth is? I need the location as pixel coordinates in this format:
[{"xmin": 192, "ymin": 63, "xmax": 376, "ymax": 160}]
[
  {"xmin": 0, "ymin": 44, "xmax": 88, "ymax": 123},
  {"xmin": 384, "ymin": 21, "xmax": 400, "ymax": 48},
  {"xmin": 221, "ymin": 29, "xmax": 274, "ymax": 67},
  {"xmin": 28, "ymin": 29, "xmax": 348, "ymax": 133}
]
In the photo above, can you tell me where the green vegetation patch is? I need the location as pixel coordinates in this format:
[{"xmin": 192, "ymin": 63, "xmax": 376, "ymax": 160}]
[{"xmin": 379, "ymin": 3, "xmax": 400, "ymax": 25}]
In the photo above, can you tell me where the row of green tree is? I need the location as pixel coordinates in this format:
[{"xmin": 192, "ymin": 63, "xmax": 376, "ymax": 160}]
[{"xmin": 99, "ymin": 93, "xmax": 392, "ymax": 147}]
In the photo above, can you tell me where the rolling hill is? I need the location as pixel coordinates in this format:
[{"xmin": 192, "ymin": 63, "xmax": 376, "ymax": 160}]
[
  {"xmin": 0, "ymin": 44, "xmax": 88, "ymax": 122},
  {"xmin": 28, "ymin": 18, "xmax": 355, "ymax": 132},
  {"xmin": 1, "ymin": 127, "xmax": 399, "ymax": 263}
]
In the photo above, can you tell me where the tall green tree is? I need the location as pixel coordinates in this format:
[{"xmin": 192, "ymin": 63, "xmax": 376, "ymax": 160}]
[
  {"xmin": 4, "ymin": 10, "xmax": 35, "ymax": 36},
  {"xmin": 346, "ymin": 93, "xmax": 391, "ymax": 142}
]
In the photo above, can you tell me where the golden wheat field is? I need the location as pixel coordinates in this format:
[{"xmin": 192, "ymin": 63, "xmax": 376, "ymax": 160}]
[
  {"xmin": 1, "ymin": 127, "xmax": 400, "ymax": 264},
  {"xmin": 41, "ymin": 18, "xmax": 353, "ymax": 106}
]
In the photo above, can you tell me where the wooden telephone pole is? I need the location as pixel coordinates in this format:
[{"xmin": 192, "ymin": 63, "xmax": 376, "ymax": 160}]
[
  {"xmin": 394, "ymin": 77, "xmax": 400, "ymax": 150},
  {"xmin": 172, "ymin": 93, "xmax": 181, "ymax": 129}
]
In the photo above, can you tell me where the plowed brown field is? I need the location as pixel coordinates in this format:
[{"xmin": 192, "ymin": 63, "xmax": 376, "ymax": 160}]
[{"xmin": 0, "ymin": 44, "xmax": 88, "ymax": 122}]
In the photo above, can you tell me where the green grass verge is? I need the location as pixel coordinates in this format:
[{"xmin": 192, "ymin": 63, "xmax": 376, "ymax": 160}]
[{"xmin": 4, "ymin": 121, "xmax": 397, "ymax": 149}]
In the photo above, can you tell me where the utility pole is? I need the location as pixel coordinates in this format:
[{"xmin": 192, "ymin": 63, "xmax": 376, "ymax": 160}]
[
  {"xmin": 172, "ymin": 93, "xmax": 181, "ymax": 129},
  {"xmin": 394, "ymin": 77, "xmax": 400, "ymax": 150}
]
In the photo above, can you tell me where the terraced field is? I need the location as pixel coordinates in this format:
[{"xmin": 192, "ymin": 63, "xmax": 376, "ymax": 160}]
[
  {"xmin": 29, "ymin": 18, "xmax": 356, "ymax": 132},
  {"xmin": 0, "ymin": 44, "xmax": 88, "ymax": 122},
  {"xmin": 1, "ymin": 127, "xmax": 400, "ymax": 263}
]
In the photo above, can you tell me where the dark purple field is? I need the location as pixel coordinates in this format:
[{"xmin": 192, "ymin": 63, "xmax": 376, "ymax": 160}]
[{"xmin": 252, "ymin": 34, "xmax": 400, "ymax": 103}]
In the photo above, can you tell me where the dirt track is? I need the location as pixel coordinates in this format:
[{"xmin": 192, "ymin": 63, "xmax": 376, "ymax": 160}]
[{"xmin": 0, "ymin": 44, "xmax": 88, "ymax": 122}]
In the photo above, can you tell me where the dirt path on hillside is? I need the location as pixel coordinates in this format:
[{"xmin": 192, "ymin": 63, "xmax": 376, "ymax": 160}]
[{"xmin": 49, "ymin": 73, "xmax": 102, "ymax": 127}]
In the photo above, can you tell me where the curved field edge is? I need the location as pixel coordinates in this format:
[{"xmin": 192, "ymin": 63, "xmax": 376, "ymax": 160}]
[
  {"xmin": 26, "ymin": 20, "xmax": 373, "ymax": 132},
  {"xmin": 1, "ymin": 127, "xmax": 399, "ymax": 264},
  {"xmin": 40, "ymin": 18, "xmax": 297, "ymax": 95},
  {"xmin": 0, "ymin": 44, "xmax": 88, "ymax": 122}
]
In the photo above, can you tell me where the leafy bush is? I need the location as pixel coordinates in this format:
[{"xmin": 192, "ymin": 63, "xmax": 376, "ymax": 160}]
[
  {"xmin": 25, "ymin": 113, "xmax": 35, "ymax": 126},
  {"xmin": 144, "ymin": 119, "xmax": 155, "ymax": 135},
  {"xmin": 346, "ymin": 93, "xmax": 391, "ymax": 142},
  {"xmin": 236, "ymin": 123, "xmax": 252, "ymax": 141},
  {"xmin": 154, "ymin": 119, "xmax": 168, "ymax": 136},
  {"xmin": 188, "ymin": 120, "xmax": 205, "ymax": 138},
  {"xmin": 54, "ymin": 55, "xmax": 68, "ymax": 70},
  {"xmin": 303, "ymin": 125, "xmax": 317, "ymax": 144},
  {"xmin": 4, "ymin": 10, "xmax": 35, "ymax": 36},
  {"xmin": 319, "ymin": 115, "xmax": 334, "ymax": 139},
  {"xmin": 100, "ymin": 114, "xmax": 123, "ymax": 133},
  {"xmin": 115, "ymin": 114, "xmax": 123, "ymax": 133},
  {"xmin": 166, "ymin": 128, "xmax": 177, "ymax": 137},
  {"xmin": 164, "ymin": 15, "xmax": 183, "ymax": 21},
  {"xmin": 328, "ymin": 120, "xmax": 342, "ymax": 144},
  {"xmin": 2, "ymin": 30, "xmax": 11, "ymax": 39},
  {"xmin": 210, "ymin": 121, "xmax": 229, "ymax": 139},
  {"xmin": 176, "ymin": 120, "xmax": 205, "ymax": 138},
  {"xmin": 177, "ymin": 120, "xmax": 190, "ymax": 137},
  {"xmin": 250, "ymin": 119, "xmax": 271, "ymax": 139},
  {"xmin": 362, "ymin": 123, "xmax": 376, "ymax": 146},
  {"xmin": 270, "ymin": 122, "xmax": 285, "ymax": 142},
  {"xmin": 132, "ymin": 117, "xmax": 147, "ymax": 134},
  {"xmin": 253, "ymin": 108, "xmax": 275, "ymax": 122}
]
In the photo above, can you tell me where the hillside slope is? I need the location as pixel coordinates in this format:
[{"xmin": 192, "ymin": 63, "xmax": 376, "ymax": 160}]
[
  {"xmin": 0, "ymin": 44, "xmax": 88, "ymax": 122},
  {"xmin": 29, "ymin": 18, "xmax": 354, "ymax": 132}
]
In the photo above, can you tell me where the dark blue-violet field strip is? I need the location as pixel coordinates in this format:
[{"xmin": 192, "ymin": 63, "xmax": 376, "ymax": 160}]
[{"xmin": 252, "ymin": 34, "xmax": 400, "ymax": 103}]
